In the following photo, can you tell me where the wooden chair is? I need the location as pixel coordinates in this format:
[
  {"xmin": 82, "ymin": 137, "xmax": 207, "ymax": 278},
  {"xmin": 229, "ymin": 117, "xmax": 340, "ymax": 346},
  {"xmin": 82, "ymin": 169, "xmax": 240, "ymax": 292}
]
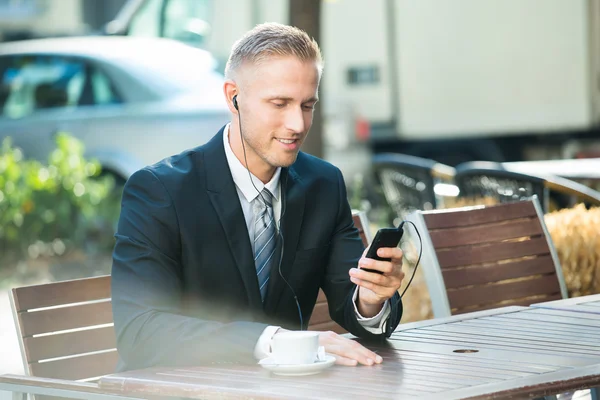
[
  {"xmin": 405, "ymin": 197, "xmax": 568, "ymax": 318},
  {"xmin": 307, "ymin": 210, "xmax": 372, "ymax": 333},
  {"xmin": 2, "ymin": 275, "xmax": 140, "ymax": 399}
]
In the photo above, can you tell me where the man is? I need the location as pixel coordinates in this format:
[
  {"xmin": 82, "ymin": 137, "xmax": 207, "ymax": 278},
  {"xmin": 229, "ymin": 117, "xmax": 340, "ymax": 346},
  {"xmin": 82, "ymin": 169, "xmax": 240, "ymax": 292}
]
[{"xmin": 111, "ymin": 22, "xmax": 405, "ymax": 371}]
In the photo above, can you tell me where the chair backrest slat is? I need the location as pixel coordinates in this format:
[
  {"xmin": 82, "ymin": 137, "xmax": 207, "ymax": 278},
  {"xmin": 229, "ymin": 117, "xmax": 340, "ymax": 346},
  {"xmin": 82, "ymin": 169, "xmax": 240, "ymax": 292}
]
[
  {"xmin": 12, "ymin": 276, "xmax": 111, "ymax": 312},
  {"xmin": 25, "ymin": 326, "xmax": 116, "ymax": 363},
  {"xmin": 19, "ymin": 301, "xmax": 113, "ymax": 337},
  {"xmin": 428, "ymin": 217, "xmax": 543, "ymax": 248},
  {"xmin": 423, "ymin": 200, "xmax": 536, "ymax": 229},
  {"xmin": 10, "ymin": 275, "xmax": 117, "ymax": 381},
  {"xmin": 435, "ymin": 236, "xmax": 551, "ymax": 269},
  {"xmin": 447, "ymin": 274, "xmax": 562, "ymax": 311},
  {"xmin": 406, "ymin": 197, "xmax": 568, "ymax": 317},
  {"xmin": 442, "ymin": 254, "xmax": 556, "ymax": 289}
]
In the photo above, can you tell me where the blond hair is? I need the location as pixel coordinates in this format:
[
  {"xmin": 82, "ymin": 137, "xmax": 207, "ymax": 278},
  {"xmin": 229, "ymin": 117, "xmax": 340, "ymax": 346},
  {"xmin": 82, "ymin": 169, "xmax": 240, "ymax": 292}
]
[{"xmin": 225, "ymin": 22, "xmax": 323, "ymax": 80}]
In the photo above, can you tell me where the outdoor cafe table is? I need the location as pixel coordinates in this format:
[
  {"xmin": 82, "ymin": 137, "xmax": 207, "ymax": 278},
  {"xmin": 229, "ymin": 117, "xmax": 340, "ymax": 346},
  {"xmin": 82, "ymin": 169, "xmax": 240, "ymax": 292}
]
[
  {"xmin": 531, "ymin": 293, "xmax": 600, "ymax": 316},
  {"xmin": 96, "ymin": 306, "xmax": 600, "ymax": 399}
]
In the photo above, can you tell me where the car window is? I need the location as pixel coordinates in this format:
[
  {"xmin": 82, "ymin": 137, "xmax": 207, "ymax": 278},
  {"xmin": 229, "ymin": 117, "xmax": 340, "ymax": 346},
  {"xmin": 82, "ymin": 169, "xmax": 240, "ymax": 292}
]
[
  {"xmin": 0, "ymin": 55, "xmax": 122, "ymax": 119},
  {"xmin": 128, "ymin": 0, "xmax": 212, "ymax": 48},
  {"xmin": 163, "ymin": 0, "xmax": 212, "ymax": 47}
]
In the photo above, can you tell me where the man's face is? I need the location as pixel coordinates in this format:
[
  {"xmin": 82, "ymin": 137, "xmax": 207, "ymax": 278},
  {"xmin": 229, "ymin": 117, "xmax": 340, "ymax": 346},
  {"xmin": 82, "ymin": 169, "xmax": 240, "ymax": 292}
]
[{"xmin": 235, "ymin": 56, "xmax": 320, "ymax": 170}]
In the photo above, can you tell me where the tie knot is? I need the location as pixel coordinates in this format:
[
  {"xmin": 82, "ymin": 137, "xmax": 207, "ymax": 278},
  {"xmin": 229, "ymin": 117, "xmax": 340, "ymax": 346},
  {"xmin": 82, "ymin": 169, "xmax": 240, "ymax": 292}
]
[{"xmin": 260, "ymin": 188, "xmax": 273, "ymax": 208}]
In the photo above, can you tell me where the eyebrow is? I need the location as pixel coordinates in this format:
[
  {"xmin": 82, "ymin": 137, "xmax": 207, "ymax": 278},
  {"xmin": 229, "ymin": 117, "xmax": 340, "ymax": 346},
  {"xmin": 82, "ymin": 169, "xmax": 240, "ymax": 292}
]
[{"xmin": 267, "ymin": 96, "xmax": 319, "ymax": 103}]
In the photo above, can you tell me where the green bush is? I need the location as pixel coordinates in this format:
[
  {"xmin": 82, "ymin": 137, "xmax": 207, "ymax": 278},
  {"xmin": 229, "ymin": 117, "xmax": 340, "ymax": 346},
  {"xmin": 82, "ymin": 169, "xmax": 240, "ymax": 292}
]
[{"xmin": 0, "ymin": 133, "xmax": 120, "ymax": 266}]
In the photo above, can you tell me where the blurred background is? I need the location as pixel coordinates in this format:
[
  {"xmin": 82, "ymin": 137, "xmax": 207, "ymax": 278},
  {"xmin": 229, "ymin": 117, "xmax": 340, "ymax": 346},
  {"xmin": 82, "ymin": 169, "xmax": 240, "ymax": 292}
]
[{"xmin": 2, "ymin": 0, "xmax": 600, "ymax": 390}]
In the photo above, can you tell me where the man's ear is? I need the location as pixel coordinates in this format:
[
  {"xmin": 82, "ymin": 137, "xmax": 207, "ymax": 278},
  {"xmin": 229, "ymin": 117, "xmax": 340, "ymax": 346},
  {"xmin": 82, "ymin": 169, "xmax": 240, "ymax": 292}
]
[{"xmin": 223, "ymin": 80, "xmax": 238, "ymax": 114}]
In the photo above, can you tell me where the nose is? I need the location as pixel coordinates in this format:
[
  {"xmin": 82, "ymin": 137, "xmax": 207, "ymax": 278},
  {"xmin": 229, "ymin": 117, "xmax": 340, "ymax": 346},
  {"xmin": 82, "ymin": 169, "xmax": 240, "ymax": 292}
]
[{"xmin": 284, "ymin": 106, "xmax": 306, "ymax": 133}]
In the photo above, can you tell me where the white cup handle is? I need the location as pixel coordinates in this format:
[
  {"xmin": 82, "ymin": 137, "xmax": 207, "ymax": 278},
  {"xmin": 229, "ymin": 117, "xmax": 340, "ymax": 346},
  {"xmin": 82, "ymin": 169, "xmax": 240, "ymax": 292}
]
[{"xmin": 316, "ymin": 346, "xmax": 326, "ymax": 361}]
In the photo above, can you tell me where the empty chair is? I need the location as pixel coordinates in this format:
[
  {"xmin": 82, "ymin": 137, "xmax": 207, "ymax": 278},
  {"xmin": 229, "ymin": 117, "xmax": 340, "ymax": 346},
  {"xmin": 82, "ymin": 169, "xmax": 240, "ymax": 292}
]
[
  {"xmin": 10, "ymin": 275, "xmax": 116, "ymax": 382},
  {"xmin": 4, "ymin": 275, "xmax": 141, "ymax": 399},
  {"xmin": 405, "ymin": 197, "xmax": 568, "ymax": 318}
]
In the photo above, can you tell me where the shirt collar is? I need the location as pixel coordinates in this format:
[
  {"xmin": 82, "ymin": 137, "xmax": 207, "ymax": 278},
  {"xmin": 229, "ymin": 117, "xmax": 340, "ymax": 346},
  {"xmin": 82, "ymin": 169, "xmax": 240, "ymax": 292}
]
[{"xmin": 223, "ymin": 123, "xmax": 281, "ymax": 202}]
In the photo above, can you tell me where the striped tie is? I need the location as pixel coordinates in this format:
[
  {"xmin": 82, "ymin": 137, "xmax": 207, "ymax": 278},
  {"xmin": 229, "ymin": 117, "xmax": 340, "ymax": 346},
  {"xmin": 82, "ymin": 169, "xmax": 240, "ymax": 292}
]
[{"xmin": 254, "ymin": 189, "xmax": 277, "ymax": 301}]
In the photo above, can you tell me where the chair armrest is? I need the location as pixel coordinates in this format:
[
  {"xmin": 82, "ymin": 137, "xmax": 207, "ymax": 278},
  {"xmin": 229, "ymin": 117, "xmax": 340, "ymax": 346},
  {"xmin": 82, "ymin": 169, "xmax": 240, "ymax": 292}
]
[{"xmin": 0, "ymin": 374, "xmax": 142, "ymax": 400}]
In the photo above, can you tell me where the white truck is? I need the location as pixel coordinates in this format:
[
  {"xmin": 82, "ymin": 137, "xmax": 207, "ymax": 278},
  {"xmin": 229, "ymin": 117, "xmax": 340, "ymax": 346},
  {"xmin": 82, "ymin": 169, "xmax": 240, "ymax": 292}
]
[{"xmin": 107, "ymin": 0, "xmax": 600, "ymax": 166}]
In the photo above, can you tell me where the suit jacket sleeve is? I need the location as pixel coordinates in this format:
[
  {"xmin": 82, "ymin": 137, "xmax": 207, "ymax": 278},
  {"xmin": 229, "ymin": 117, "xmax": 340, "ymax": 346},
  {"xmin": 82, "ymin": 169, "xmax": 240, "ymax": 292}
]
[
  {"xmin": 111, "ymin": 168, "xmax": 268, "ymax": 370},
  {"xmin": 320, "ymin": 168, "xmax": 402, "ymax": 340}
]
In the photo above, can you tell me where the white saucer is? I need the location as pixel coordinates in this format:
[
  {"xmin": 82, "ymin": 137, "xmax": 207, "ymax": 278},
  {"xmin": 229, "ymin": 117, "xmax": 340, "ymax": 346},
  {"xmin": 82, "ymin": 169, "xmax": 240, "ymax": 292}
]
[{"xmin": 258, "ymin": 355, "xmax": 336, "ymax": 376}]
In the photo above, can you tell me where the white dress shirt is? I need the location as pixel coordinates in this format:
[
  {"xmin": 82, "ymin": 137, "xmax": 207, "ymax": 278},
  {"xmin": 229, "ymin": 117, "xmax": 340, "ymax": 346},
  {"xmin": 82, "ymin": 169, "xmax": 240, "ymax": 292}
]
[{"xmin": 222, "ymin": 124, "xmax": 390, "ymax": 360}]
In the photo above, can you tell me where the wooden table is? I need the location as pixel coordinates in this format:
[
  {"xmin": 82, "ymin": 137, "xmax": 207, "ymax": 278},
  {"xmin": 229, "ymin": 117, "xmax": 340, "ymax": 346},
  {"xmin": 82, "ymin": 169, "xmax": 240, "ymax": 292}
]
[
  {"xmin": 531, "ymin": 293, "xmax": 600, "ymax": 316},
  {"xmin": 97, "ymin": 306, "xmax": 600, "ymax": 399}
]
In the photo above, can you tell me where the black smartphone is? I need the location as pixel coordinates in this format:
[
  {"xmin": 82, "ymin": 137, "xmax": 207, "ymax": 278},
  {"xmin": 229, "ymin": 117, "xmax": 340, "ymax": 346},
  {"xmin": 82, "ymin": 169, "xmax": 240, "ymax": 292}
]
[{"xmin": 362, "ymin": 227, "xmax": 404, "ymax": 274}]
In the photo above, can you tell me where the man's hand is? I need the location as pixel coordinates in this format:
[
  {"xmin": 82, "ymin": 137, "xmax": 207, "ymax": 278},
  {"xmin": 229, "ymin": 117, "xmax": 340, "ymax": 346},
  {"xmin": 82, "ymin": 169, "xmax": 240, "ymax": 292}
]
[
  {"xmin": 271, "ymin": 329, "xmax": 382, "ymax": 366},
  {"xmin": 317, "ymin": 330, "xmax": 382, "ymax": 366},
  {"xmin": 350, "ymin": 247, "xmax": 405, "ymax": 317}
]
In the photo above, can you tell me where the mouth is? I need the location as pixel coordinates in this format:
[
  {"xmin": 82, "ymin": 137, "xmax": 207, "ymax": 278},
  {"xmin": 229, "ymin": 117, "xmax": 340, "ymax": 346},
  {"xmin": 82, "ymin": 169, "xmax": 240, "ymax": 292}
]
[
  {"xmin": 275, "ymin": 137, "xmax": 301, "ymax": 151},
  {"xmin": 276, "ymin": 138, "xmax": 299, "ymax": 144}
]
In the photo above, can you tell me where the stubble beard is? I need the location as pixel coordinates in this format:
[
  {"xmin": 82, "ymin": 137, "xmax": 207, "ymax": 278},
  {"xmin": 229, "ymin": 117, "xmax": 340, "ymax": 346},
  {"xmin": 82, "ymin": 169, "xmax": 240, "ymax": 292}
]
[{"xmin": 243, "ymin": 132, "xmax": 301, "ymax": 170}]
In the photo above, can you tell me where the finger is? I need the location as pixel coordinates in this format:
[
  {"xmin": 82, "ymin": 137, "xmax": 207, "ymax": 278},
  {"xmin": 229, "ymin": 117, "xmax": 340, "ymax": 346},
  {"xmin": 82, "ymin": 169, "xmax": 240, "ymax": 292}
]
[
  {"xmin": 323, "ymin": 333, "xmax": 384, "ymax": 365},
  {"xmin": 350, "ymin": 268, "xmax": 393, "ymax": 287},
  {"xmin": 351, "ymin": 266, "xmax": 406, "ymax": 290},
  {"xmin": 358, "ymin": 257, "xmax": 394, "ymax": 274},
  {"xmin": 332, "ymin": 354, "xmax": 358, "ymax": 366},
  {"xmin": 376, "ymin": 247, "xmax": 403, "ymax": 262},
  {"xmin": 350, "ymin": 277, "xmax": 397, "ymax": 298},
  {"xmin": 326, "ymin": 344, "xmax": 376, "ymax": 366},
  {"xmin": 349, "ymin": 340, "xmax": 383, "ymax": 364},
  {"xmin": 339, "ymin": 339, "xmax": 383, "ymax": 365}
]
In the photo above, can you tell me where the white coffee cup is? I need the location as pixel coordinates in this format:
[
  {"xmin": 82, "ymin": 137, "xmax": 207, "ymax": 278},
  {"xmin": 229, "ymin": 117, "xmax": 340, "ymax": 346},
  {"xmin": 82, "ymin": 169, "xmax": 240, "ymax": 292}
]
[{"xmin": 271, "ymin": 331, "xmax": 319, "ymax": 365}]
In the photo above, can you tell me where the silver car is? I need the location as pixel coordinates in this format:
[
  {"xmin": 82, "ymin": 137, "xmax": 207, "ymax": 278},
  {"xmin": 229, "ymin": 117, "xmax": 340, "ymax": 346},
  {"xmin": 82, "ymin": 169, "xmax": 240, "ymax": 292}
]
[{"xmin": 0, "ymin": 36, "xmax": 230, "ymax": 181}]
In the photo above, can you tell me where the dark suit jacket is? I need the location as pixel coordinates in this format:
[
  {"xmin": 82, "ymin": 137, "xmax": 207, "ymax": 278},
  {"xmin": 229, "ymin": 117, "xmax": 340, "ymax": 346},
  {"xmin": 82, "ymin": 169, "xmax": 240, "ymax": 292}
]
[{"xmin": 111, "ymin": 126, "xmax": 402, "ymax": 371}]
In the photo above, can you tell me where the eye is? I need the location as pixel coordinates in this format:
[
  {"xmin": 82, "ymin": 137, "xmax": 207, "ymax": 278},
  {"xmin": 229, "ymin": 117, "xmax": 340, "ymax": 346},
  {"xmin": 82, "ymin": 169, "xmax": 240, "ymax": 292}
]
[
  {"xmin": 303, "ymin": 104, "xmax": 316, "ymax": 111},
  {"xmin": 273, "ymin": 102, "xmax": 286, "ymax": 108}
]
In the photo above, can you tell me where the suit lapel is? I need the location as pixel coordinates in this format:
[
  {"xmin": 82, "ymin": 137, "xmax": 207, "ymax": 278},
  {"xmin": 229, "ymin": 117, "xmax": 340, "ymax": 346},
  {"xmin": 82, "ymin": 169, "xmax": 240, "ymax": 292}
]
[
  {"xmin": 264, "ymin": 166, "xmax": 305, "ymax": 314},
  {"xmin": 203, "ymin": 131, "xmax": 263, "ymax": 311}
]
